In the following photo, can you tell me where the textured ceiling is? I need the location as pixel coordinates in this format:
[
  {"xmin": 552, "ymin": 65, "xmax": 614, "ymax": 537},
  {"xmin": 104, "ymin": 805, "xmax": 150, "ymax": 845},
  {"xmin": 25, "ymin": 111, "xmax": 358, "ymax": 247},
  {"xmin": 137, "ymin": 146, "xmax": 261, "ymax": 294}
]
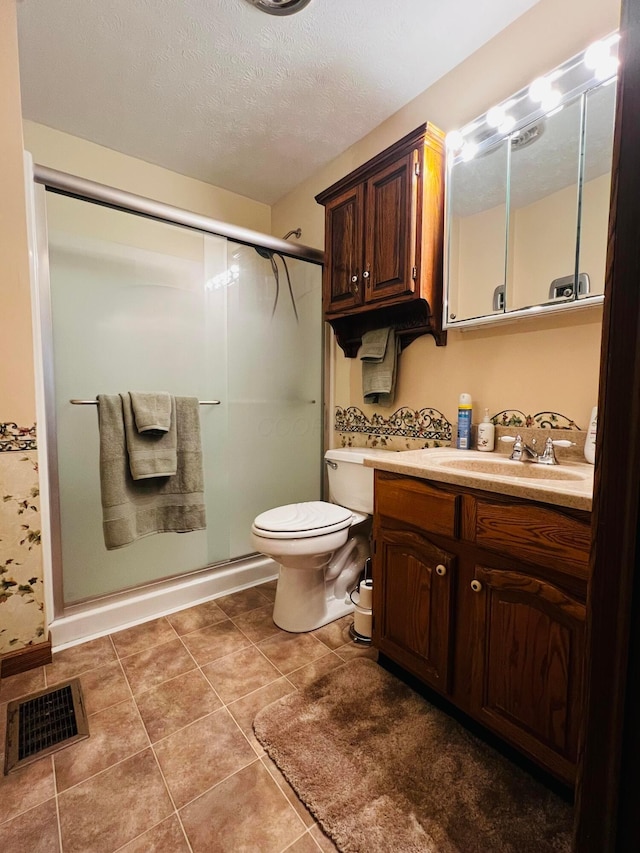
[{"xmin": 17, "ymin": 0, "xmax": 540, "ymax": 205}]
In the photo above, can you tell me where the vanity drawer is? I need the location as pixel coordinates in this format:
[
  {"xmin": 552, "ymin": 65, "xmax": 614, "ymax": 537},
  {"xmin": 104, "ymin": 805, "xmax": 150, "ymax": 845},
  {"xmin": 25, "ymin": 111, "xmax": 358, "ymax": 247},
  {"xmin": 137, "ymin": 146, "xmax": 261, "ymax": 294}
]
[
  {"xmin": 375, "ymin": 471, "xmax": 459, "ymax": 538},
  {"xmin": 473, "ymin": 498, "xmax": 590, "ymax": 577}
]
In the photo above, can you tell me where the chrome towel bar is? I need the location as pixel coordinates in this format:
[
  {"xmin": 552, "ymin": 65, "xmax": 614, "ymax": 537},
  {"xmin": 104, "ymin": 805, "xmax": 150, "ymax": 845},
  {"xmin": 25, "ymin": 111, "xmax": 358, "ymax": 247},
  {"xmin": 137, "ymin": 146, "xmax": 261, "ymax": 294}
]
[{"xmin": 70, "ymin": 399, "xmax": 221, "ymax": 405}]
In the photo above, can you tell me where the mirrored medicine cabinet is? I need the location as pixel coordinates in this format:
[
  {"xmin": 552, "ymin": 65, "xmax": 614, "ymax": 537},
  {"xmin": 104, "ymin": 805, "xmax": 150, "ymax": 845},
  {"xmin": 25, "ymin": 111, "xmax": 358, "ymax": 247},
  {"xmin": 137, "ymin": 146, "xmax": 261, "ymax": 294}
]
[{"xmin": 444, "ymin": 35, "xmax": 618, "ymax": 329}]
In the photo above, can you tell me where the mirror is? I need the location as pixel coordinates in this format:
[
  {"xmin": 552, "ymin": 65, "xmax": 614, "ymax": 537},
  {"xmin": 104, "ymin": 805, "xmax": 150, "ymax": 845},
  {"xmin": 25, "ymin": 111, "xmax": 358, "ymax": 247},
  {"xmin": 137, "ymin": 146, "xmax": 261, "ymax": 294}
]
[{"xmin": 445, "ymin": 36, "xmax": 618, "ymax": 328}]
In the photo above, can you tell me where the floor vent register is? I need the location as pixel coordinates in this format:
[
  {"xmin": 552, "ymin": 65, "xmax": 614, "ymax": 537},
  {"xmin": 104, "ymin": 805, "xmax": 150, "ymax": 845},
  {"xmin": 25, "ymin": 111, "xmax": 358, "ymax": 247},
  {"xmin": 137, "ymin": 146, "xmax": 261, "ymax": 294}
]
[{"xmin": 4, "ymin": 678, "xmax": 89, "ymax": 774}]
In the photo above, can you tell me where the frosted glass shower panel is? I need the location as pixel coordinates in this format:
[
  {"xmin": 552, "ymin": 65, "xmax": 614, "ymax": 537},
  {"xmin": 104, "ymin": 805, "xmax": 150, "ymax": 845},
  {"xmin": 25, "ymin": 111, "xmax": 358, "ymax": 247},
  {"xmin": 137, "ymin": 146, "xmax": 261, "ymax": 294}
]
[
  {"xmin": 47, "ymin": 195, "xmax": 230, "ymax": 602},
  {"xmin": 225, "ymin": 243, "xmax": 323, "ymax": 556}
]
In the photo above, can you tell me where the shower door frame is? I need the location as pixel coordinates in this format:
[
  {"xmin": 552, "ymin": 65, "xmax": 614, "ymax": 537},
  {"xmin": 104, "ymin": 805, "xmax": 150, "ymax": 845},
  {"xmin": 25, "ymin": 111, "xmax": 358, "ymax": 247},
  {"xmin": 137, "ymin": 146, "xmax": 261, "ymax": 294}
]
[{"xmin": 30, "ymin": 164, "xmax": 328, "ymax": 642}]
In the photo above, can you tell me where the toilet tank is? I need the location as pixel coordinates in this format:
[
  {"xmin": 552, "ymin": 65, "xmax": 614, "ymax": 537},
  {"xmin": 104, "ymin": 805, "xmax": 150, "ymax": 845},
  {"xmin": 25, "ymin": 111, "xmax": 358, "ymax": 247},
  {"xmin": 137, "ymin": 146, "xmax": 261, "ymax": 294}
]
[{"xmin": 325, "ymin": 447, "xmax": 396, "ymax": 514}]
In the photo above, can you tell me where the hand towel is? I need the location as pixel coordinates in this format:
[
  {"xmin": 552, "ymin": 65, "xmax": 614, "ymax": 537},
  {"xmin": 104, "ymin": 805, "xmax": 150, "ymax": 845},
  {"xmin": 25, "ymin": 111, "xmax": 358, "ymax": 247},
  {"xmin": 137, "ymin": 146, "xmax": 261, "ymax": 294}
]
[
  {"xmin": 361, "ymin": 327, "xmax": 399, "ymax": 408},
  {"xmin": 98, "ymin": 394, "xmax": 206, "ymax": 550},
  {"xmin": 359, "ymin": 327, "xmax": 391, "ymax": 361},
  {"xmin": 129, "ymin": 391, "xmax": 172, "ymax": 433},
  {"xmin": 121, "ymin": 392, "xmax": 177, "ymax": 480}
]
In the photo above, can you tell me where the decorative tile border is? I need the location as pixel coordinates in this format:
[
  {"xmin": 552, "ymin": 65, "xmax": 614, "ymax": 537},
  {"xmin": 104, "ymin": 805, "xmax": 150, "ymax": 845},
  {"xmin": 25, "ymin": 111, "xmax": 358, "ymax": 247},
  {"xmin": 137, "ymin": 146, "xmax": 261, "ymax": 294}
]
[
  {"xmin": 335, "ymin": 406, "xmax": 583, "ymax": 451},
  {"xmin": 335, "ymin": 406, "xmax": 453, "ymax": 451},
  {"xmin": 0, "ymin": 422, "xmax": 37, "ymax": 452},
  {"xmin": 491, "ymin": 411, "xmax": 581, "ymax": 430}
]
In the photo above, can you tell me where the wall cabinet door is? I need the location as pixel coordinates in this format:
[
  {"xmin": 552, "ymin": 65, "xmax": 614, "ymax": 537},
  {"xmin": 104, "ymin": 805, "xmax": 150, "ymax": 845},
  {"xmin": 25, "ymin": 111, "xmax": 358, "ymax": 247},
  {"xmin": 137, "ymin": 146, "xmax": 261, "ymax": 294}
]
[
  {"xmin": 469, "ymin": 564, "xmax": 586, "ymax": 785},
  {"xmin": 374, "ymin": 527, "xmax": 455, "ymax": 693},
  {"xmin": 364, "ymin": 149, "xmax": 419, "ymax": 303},
  {"xmin": 323, "ymin": 183, "xmax": 364, "ymax": 314}
]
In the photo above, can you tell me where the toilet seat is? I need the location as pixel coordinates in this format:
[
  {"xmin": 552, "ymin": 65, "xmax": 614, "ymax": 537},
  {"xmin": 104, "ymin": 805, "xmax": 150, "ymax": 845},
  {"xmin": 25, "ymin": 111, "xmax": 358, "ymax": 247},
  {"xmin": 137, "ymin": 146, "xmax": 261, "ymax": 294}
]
[{"xmin": 252, "ymin": 501, "xmax": 353, "ymax": 540}]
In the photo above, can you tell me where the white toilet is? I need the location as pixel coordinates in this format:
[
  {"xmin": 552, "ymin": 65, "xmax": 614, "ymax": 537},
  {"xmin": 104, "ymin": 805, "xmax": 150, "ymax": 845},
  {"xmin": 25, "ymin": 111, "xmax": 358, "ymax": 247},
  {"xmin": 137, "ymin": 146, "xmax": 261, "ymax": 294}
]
[{"xmin": 250, "ymin": 447, "xmax": 394, "ymax": 632}]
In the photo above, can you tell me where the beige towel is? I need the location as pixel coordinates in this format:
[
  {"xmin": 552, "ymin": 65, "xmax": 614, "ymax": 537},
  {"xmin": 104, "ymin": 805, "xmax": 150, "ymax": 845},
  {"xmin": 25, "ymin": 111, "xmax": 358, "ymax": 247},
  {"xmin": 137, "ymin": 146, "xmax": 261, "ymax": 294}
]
[
  {"xmin": 130, "ymin": 391, "xmax": 172, "ymax": 433},
  {"xmin": 98, "ymin": 394, "xmax": 206, "ymax": 550},
  {"xmin": 361, "ymin": 327, "xmax": 399, "ymax": 407},
  {"xmin": 121, "ymin": 393, "xmax": 177, "ymax": 480}
]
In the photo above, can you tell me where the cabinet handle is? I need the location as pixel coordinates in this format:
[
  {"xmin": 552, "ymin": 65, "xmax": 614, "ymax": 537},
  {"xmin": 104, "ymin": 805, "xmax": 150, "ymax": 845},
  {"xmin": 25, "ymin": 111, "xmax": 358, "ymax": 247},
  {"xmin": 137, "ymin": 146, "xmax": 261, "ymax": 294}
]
[
  {"xmin": 435, "ymin": 564, "xmax": 447, "ymax": 577},
  {"xmin": 470, "ymin": 579, "xmax": 483, "ymax": 593}
]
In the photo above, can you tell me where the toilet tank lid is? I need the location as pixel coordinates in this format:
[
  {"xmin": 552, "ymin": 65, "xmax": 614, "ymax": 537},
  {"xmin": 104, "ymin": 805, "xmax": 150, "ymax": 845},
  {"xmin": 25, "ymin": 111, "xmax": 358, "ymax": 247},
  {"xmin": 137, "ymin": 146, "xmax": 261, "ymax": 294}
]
[{"xmin": 325, "ymin": 447, "xmax": 397, "ymax": 465}]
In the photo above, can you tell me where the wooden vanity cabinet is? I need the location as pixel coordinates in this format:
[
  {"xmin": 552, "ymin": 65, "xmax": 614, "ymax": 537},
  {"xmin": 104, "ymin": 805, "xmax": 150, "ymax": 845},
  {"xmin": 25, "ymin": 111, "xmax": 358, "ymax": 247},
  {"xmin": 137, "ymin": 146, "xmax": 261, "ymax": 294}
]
[
  {"xmin": 372, "ymin": 470, "xmax": 590, "ymax": 787},
  {"xmin": 315, "ymin": 123, "xmax": 446, "ymax": 356}
]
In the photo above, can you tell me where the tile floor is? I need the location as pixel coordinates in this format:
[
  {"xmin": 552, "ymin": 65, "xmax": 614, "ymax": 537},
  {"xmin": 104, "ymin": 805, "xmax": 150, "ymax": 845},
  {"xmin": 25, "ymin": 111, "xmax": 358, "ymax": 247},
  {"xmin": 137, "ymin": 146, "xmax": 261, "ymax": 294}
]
[{"xmin": 0, "ymin": 581, "xmax": 377, "ymax": 853}]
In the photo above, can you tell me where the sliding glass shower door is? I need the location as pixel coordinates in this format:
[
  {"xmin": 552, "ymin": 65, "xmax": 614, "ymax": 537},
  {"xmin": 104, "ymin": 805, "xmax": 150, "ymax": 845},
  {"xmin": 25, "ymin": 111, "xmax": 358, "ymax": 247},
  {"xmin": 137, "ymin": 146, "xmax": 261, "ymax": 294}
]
[{"xmin": 45, "ymin": 193, "xmax": 322, "ymax": 604}]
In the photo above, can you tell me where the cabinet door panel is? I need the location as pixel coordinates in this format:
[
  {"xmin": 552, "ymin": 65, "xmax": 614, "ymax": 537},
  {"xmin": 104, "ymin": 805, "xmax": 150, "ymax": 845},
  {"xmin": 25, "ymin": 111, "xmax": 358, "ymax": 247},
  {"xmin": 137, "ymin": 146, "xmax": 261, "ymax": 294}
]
[
  {"xmin": 324, "ymin": 184, "xmax": 364, "ymax": 313},
  {"xmin": 471, "ymin": 565, "xmax": 585, "ymax": 785},
  {"xmin": 364, "ymin": 151, "xmax": 417, "ymax": 302},
  {"xmin": 374, "ymin": 528, "xmax": 454, "ymax": 692}
]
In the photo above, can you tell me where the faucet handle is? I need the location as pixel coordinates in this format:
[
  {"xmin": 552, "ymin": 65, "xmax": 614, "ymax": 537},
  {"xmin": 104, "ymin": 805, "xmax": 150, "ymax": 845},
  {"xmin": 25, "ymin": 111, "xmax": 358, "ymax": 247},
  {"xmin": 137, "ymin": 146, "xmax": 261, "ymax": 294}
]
[
  {"xmin": 551, "ymin": 439, "xmax": 576, "ymax": 448},
  {"xmin": 499, "ymin": 435, "xmax": 517, "ymax": 444}
]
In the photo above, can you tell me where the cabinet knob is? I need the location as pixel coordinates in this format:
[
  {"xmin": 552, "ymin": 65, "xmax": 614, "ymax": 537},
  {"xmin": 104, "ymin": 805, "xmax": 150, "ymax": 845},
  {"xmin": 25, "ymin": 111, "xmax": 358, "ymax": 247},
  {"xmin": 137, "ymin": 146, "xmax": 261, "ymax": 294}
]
[
  {"xmin": 362, "ymin": 270, "xmax": 370, "ymax": 279},
  {"xmin": 470, "ymin": 579, "xmax": 483, "ymax": 593},
  {"xmin": 435, "ymin": 564, "xmax": 447, "ymax": 576},
  {"xmin": 351, "ymin": 275, "xmax": 358, "ymax": 283}
]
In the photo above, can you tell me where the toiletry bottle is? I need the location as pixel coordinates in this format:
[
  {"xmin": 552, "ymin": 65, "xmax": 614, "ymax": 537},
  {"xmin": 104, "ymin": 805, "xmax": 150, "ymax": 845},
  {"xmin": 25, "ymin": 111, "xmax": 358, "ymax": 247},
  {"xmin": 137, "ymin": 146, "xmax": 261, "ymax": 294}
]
[
  {"xmin": 477, "ymin": 408, "xmax": 495, "ymax": 452},
  {"xmin": 457, "ymin": 393, "xmax": 472, "ymax": 449},
  {"xmin": 584, "ymin": 406, "xmax": 597, "ymax": 464}
]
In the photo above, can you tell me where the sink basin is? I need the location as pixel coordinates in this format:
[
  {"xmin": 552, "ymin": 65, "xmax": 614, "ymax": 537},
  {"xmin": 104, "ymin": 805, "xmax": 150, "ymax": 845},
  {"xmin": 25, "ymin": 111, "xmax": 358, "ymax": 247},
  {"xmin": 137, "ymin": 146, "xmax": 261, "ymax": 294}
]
[{"xmin": 430, "ymin": 456, "xmax": 588, "ymax": 481}]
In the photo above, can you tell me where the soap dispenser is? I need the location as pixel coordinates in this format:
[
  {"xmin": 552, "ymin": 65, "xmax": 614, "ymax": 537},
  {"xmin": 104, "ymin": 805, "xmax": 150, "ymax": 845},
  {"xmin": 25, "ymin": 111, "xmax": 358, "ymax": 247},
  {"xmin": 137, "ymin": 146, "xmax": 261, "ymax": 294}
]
[{"xmin": 477, "ymin": 408, "xmax": 495, "ymax": 452}]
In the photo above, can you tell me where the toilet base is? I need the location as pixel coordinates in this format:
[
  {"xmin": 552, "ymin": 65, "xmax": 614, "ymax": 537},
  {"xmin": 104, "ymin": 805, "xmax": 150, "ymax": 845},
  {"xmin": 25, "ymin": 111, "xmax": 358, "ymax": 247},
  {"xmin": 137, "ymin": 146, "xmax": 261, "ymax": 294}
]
[{"xmin": 272, "ymin": 564, "xmax": 355, "ymax": 632}]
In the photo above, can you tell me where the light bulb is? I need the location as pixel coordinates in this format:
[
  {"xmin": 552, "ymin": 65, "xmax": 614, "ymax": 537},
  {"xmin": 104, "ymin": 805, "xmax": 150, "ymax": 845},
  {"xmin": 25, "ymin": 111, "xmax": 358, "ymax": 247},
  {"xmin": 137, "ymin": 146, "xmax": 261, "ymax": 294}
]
[
  {"xmin": 446, "ymin": 130, "xmax": 464, "ymax": 151},
  {"xmin": 529, "ymin": 76, "xmax": 551, "ymax": 103},
  {"xmin": 585, "ymin": 40, "xmax": 609, "ymax": 71},
  {"xmin": 595, "ymin": 55, "xmax": 619, "ymax": 81},
  {"xmin": 461, "ymin": 142, "xmax": 478, "ymax": 162},
  {"xmin": 486, "ymin": 105, "xmax": 505, "ymax": 128},
  {"xmin": 498, "ymin": 115, "xmax": 516, "ymax": 134},
  {"xmin": 541, "ymin": 88, "xmax": 562, "ymax": 112}
]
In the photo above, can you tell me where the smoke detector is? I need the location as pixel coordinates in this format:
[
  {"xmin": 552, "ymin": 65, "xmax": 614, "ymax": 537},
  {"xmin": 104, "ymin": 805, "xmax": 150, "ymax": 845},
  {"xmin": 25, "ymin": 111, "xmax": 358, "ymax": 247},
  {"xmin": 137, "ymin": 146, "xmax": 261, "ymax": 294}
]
[{"xmin": 244, "ymin": 0, "xmax": 313, "ymax": 15}]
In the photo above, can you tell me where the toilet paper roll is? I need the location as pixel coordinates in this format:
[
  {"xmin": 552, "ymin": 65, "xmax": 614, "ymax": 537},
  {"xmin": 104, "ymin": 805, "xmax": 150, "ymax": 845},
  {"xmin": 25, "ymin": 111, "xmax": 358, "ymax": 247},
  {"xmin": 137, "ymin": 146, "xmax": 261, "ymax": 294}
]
[
  {"xmin": 354, "ymin": 606, "xmax": 372, "ymax": 638},
  {"xmin": 358, "ymin": 579, "xmax": 373, "ymax": 610}
]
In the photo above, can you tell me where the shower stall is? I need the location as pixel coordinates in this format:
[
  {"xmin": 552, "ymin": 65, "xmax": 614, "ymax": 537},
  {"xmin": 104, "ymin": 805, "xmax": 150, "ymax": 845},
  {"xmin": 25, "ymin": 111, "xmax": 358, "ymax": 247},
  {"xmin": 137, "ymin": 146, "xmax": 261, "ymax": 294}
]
[{"xmin": 30, "ymin": 165, "xmax": 325, "ymax": 648}]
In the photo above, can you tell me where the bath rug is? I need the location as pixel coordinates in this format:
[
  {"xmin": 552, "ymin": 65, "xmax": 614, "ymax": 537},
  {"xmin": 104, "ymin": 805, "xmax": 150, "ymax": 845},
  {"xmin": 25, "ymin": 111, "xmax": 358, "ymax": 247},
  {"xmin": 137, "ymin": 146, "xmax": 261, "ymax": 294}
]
[{"xmin": 253, "ymin": 658, "xmax": 572, "ymax": 853}]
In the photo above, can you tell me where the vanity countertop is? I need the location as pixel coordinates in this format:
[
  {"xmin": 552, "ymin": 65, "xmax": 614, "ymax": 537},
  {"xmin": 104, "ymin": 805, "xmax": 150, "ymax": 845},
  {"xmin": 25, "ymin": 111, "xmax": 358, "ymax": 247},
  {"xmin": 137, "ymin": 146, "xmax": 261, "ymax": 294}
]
[{"xmin": 363, "ymin": 447, "xmax": 594, "ymax": 511}]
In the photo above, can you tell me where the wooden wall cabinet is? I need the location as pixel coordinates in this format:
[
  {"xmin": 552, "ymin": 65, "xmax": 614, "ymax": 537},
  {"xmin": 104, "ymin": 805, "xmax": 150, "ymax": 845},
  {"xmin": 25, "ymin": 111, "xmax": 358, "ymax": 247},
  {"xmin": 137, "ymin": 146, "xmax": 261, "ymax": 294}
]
[
  {"xmin": 372, "ymin": 470, "xmax": 590, "ymax": 787},
  {"xmin": 315, "ymin": 123, "xmax": 446, "ymax": 356}
]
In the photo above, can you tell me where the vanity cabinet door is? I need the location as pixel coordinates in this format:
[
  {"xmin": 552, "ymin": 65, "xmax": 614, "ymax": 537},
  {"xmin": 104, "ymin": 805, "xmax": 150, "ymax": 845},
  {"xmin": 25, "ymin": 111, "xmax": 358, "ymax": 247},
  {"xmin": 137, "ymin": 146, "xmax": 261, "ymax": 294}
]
[
  {"xmin": 323, "ymin": 183, "xmax": 365, "ymax": 314},
  {"xmin": 373, "ymin": 527, "xmax": 455, "ymax": 694},
  {"xmin": 469, "ymin": 564, "xmax": 586, "ymax": 786}
]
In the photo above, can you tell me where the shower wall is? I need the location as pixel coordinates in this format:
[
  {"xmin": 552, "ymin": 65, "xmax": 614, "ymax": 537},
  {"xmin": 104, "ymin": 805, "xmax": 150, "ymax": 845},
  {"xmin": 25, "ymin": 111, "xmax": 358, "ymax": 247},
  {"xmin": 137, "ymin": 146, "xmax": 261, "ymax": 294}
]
[{"xmin": 44, "ymin": 192, "xmax": 322, "ymax": 606}]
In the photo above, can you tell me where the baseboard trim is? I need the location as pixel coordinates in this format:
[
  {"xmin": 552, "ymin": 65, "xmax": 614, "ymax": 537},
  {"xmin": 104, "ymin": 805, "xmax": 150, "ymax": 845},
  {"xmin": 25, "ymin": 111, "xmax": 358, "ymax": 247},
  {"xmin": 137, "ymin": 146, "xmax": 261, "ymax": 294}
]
[
  {"xmin": 1, "ymin": 639, "xmax": 53, "ymax": 678},
  {"xmin": 48, "ymin": 555, "xmax": 279, "ymax": 651}
]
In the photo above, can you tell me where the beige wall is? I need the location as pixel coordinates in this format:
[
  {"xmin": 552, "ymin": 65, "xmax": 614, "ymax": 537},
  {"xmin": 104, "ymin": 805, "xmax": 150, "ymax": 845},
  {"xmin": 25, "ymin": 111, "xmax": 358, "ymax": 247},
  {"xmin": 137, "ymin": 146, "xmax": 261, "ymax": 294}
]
[
  {"xmin": 0, "ymin": 0, "xmax": 44, "ymax": 654},
  {"xmin": 0, "ymin": 0, "xmax": 35, "ymax": 426},
  {"xmin": 23, "ymin": 121, "xmax": 272, "ymax": 234},
  {"xmin": 273, "ymin": 0, "xmax": 620, "ymax": 432}
]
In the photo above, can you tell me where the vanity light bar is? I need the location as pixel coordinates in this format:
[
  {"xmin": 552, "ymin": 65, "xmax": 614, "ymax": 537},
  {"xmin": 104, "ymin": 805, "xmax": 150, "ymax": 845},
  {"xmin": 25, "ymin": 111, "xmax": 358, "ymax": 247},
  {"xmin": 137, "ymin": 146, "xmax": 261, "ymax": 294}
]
[{"xmin": 446, "ymin": 32, "xmax": 620, "ymax": 162}]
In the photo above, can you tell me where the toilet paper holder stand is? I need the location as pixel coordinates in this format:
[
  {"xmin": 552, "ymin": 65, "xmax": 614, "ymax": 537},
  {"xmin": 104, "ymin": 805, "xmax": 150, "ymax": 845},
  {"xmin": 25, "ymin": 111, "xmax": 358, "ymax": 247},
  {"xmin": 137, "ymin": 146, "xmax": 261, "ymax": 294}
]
[{"xmin": 348, "ymin": 559, "xmax": 373, "ymax": 646}]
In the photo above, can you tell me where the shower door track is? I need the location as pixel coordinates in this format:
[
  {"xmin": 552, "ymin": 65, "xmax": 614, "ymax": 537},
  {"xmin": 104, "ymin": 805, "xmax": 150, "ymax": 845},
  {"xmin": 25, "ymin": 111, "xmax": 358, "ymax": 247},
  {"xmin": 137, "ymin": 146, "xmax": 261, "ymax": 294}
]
[
  {"xmin": 33, "ymin": 164, "xmax": 324, "ymax": 264},
  {"xmin": 29, "ymin": 162, "xmax": 329, "ymax": 641}
]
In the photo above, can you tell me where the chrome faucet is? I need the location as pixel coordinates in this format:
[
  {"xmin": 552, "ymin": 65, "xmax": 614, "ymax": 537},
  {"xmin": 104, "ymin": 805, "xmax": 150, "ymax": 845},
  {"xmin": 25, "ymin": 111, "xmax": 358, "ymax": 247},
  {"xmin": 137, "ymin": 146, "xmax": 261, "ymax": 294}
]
[{"xmin": 501, "ymin": 434, "xmax": 574, "ymax": 465}]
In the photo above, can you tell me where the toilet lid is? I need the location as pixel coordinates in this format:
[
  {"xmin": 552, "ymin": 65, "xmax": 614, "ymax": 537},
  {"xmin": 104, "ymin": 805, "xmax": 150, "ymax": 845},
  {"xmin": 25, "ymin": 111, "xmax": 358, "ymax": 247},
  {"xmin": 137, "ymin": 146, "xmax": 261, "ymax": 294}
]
[{"xmin": 252, "ymin": 501, "xmax": 353, "ymax": 539}]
